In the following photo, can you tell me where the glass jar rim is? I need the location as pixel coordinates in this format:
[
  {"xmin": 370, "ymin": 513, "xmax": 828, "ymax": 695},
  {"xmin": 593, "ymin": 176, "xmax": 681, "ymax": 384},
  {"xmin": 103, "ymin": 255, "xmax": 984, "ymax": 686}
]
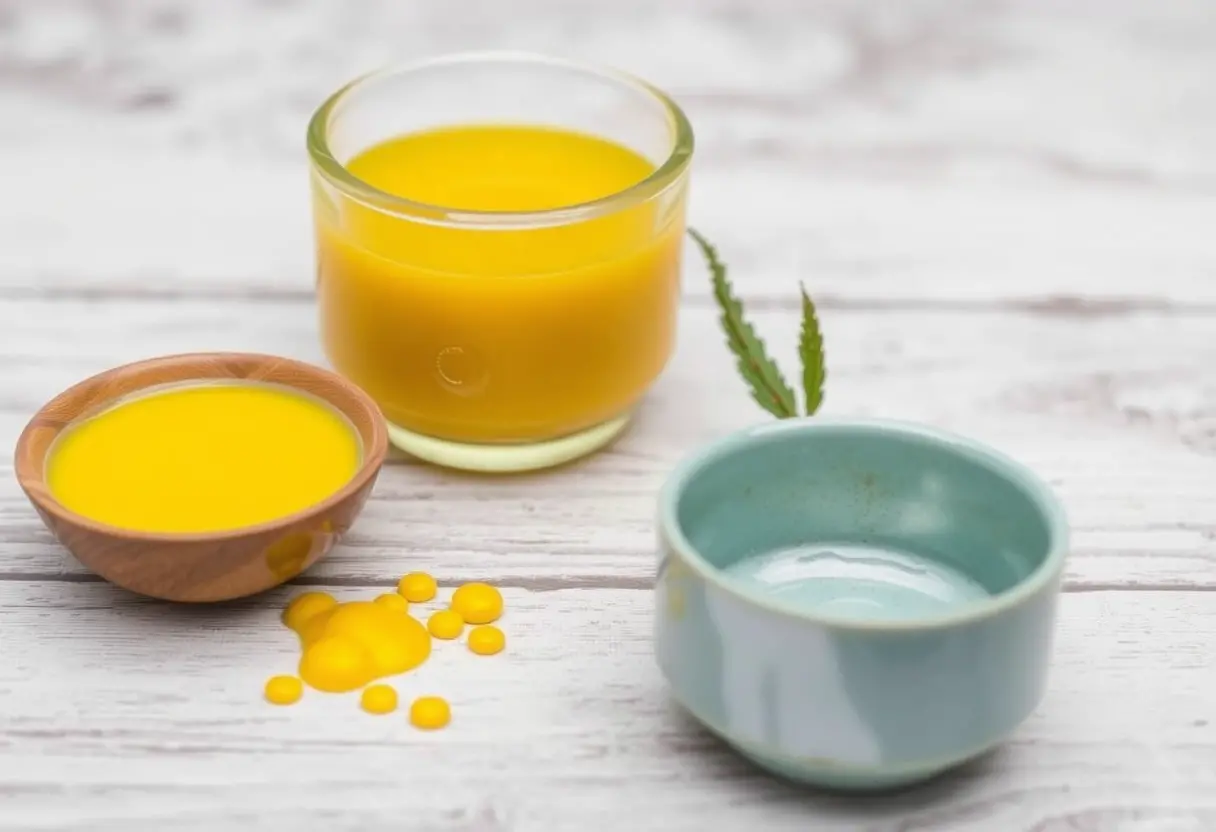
[{"xmin": 306, "ymin": 51, "xmax": 695, "ymax": 229}]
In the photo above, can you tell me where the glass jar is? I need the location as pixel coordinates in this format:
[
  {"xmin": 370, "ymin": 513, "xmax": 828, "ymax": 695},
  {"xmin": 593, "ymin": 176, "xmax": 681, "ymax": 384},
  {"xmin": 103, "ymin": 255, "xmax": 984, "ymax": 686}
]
[{"xmin": 307, "ymin": 52, "xmax": 694, "ymax": 472}]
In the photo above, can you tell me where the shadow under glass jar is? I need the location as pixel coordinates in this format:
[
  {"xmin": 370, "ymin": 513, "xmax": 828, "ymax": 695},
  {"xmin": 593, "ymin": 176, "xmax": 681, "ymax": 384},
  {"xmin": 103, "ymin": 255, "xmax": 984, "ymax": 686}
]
[{"xmin": 307, "ymin": 52, "xmax": 694, "ymax": 473}]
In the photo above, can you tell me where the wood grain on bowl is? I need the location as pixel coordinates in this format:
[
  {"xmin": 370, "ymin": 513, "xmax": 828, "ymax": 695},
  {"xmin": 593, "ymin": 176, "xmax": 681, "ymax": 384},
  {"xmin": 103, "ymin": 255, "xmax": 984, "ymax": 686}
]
[{"xmin": 13, "ymin": 353, "xmax": 388, "ymax": 602}]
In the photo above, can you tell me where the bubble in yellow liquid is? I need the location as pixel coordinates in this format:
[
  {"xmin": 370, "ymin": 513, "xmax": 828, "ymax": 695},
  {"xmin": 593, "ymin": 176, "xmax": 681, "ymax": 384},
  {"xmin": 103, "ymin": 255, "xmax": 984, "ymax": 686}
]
[
  {"xmin": 450, "ymin": 582, "xmax": 503, "ymax": 625},
  {"xmin": 410, "ymin": 696, "xmax": 451, "ymax": 730},
  {"xmin": 284, "ymin": 593, "xmax": 431, "ymax": 693},
  {"xmin": 398, "ymin": 572, "xmax": 437, "ymax": 603},
  {"xmin": 468, "ymin": 625, "xmax": 506, "ymax": 656},
  {"xmin": 427, "ymin": 609, "xmax": 464, "ymax": 640},
  {"xmin": 264, "ymin": 675, "xmax": 303, "ymax": 705},
  {"xmin": 360, "ymin": 684, "xmax": 398, "ymax": 715},
  {"xmin": 374, "ymin": 593, "xmax": 409, "ymax": 613}
]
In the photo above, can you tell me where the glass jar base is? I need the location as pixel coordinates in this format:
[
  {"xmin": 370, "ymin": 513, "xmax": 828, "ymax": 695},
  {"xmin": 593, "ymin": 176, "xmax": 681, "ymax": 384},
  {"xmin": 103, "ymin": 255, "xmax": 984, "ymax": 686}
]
[{"xmin": 385, "ymin": 413, "xmax": 632, "ymax": 473}]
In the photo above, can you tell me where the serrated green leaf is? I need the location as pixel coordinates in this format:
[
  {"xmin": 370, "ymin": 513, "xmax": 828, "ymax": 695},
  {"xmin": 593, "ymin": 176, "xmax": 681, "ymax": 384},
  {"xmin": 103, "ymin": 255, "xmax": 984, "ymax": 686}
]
[
  {"xmin": 799, "ymin": 283, "xmax": 826, "ymax": 416},
  {"xmin": 688, "ymin": 228, "xmax": 798, "ymax": 419}
]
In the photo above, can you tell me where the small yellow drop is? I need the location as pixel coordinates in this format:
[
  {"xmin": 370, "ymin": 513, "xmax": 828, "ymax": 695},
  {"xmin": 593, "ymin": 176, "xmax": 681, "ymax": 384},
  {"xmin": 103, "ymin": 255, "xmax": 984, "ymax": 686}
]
[
  {"xmin": 451, "ymin": 582, "xmax": 503, "ymax": 625},
  {"xmin": 427, "ymin": 609, "xmax": 464, "ymax": 640},
  {"xmin": 398, "ymin": 572, "xmax": 437, "ymax": 603},
  {"xmin": 264, "ymin": 675, "xmax": 303, "ymax": 705},
  {"xmin": 410, "ymin": 696, "xmax": 451, "ymax": 730},
  {"xmin": 282, "ymin": 591, "xmax": 337, "ymax": 633},
  {"xmin": 360, "ymin": 684, "xmax": 399, "ymax": 715},
  {"xmin": 467, "ymin": 625, "xmax": 506, "ymax": 656},
  {"xmin": 374, "ymin": 593, "xmax": 409, "ymax": 613}
]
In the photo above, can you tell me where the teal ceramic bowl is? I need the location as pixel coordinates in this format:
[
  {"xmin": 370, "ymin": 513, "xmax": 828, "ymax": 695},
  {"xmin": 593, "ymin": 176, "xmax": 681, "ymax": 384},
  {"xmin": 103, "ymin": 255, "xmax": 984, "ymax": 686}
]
[{"xmin": 654, "ymin": 418, "xmax": 1068, "ymax": 790}]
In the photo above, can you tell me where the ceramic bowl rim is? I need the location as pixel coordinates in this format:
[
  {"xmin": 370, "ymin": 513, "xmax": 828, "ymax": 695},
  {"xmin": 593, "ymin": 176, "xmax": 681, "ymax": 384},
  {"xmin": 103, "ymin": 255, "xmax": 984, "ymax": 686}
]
[
  {"xmin": 657, "ymin": 417, "xmax": 1070, "ymax": 632},
  {"xmin": 14, "ymin": 351, "xmax": 389, "ymax": 544}
]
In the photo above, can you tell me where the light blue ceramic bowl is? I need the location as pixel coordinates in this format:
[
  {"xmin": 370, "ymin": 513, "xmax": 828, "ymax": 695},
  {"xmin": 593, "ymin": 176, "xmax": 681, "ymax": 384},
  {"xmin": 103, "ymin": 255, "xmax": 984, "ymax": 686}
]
[{"xmin": 654, "ymin": 418, "xmax": 1068, "ymax": 790}]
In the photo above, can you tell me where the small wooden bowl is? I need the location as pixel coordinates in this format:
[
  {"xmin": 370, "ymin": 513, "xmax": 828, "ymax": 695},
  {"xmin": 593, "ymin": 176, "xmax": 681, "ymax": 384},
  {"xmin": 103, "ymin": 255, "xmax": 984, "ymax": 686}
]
[{"xmin": 14, "ymin": 352, "xmax": 389, "ymax": 603}]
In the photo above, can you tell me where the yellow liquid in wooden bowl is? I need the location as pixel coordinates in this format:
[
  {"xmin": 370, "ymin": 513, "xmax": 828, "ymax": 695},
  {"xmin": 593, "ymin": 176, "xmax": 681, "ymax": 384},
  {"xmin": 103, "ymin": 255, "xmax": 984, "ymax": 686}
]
[{"xmin": 46, "ymin": 382, "xmax": 361, "ymax": 534}]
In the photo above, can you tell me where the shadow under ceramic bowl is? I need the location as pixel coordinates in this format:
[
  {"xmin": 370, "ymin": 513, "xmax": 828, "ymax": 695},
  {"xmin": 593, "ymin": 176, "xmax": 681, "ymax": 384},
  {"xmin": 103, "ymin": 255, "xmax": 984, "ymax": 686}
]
[
  {"xmin": 654, "ymin": 418, "xmax": 1068, "ymax": 790},
  {"xmin": 14, "ymin": 353, "xmax": 388, "ymax": 603}
]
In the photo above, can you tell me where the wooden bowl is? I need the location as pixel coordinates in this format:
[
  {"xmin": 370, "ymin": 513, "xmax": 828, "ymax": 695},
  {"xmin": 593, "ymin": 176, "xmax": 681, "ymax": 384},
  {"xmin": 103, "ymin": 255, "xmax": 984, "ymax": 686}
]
[{"xmin": 13, "ymin": 352, "xmax": 389, "ymax": 603}]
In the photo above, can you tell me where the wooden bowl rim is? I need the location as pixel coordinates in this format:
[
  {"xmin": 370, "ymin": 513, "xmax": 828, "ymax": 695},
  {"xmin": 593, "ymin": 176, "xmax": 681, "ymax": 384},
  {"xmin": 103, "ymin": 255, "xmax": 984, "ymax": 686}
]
[{"xmin": 13, "ymin": 351, "xmax": 389, "ymax": 544}]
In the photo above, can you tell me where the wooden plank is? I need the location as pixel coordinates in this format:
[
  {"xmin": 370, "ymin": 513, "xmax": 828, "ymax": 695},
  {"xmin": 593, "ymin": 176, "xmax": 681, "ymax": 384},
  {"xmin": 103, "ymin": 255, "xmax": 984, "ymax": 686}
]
[
  {"xmin": 0, "ymin": 581, "xmax": 1213, "ymax": 831},
  {"xmin": 2, "ymin": 299, "xmax": 1214, "ymax": 588},
  {"xmin": 2, "ymin": 0, "xmax": 1215, "ymax": 304},
  {"xmin": 4, "ymin": 156, "xmax": 1213, "ymax": 309}
]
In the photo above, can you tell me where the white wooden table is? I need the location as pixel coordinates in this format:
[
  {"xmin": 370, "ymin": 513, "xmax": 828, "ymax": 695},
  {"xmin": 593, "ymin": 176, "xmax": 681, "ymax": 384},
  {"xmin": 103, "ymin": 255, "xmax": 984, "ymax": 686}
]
[{"xmin": 2, "ymin": 1, "xmax": 1215, "ymax": 829}]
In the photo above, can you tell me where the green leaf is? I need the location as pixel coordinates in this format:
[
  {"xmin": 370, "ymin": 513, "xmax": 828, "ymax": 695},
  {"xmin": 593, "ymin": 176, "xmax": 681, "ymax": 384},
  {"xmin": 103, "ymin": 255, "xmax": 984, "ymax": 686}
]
[
  {"xmin": 798, "ymin": 283, "xmax": 826, "ymax": 416},
  {"xmin": 688, "ymin": 228, "xmax": 798, "ymax": 419}
]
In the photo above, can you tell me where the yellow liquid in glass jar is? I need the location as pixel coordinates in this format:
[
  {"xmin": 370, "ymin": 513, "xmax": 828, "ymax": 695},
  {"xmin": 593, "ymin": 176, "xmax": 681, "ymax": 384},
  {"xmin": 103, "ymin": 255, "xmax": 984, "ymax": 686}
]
[{"xmin": 315, "ymin": 124, "xmax": 686, "ymax": 444}]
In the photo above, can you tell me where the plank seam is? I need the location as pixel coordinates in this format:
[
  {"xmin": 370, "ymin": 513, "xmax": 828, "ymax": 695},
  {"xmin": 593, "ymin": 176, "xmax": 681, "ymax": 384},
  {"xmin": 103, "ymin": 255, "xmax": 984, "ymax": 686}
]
[
  {"xmin": 0, "ymin": 572, "xmax": 1213, "ymax": 594},
  {"xmin": 4, "ymin": 287, "xmax": 1216, "ymax": 317}
]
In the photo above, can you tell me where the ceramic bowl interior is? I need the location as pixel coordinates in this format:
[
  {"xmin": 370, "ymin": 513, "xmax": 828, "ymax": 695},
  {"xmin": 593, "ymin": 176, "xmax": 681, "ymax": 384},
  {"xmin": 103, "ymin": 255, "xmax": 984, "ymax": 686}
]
[
  {"xmin": 667, "ymin": 420, "xmax": 1064, "ymax": 624},
  {"xmin": 14, "ymin": 352, "xmax": 389, "ymax": 602}
]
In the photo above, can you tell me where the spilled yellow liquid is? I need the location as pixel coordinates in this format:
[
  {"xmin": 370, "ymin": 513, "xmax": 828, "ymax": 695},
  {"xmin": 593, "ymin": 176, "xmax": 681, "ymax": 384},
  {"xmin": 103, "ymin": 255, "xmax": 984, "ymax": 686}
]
[
  {"xmin": 46, "ymin": 382, "xmax": 361, "ymax": 533},
  {"xmin": 264, "ymin": 675, "xmax": 303, "ymax": 705},
  {"xmin": 427, "ymin": 610, "xmax": 464, "ymax": 640},
  {"xmin": 290, "ymin": 597, "xmax": 431, "ymax": 693},
  {"xmin": 409, "ymin": 696, "xmax": 451, "ymax": 730},
  {"xmin": 374, "ymin": 593, "xmax": 409, "ymax": 613},
  {"xmin": 398, "ymin": 572, "xmax": 437, "ymax": 603},
  {"xmin": 269, "ymin": 573, "xmax": 507, "ymax": 729},
  {"xmin": 451, "ymin": 582, "xmax": 503, "ymax": 625},
  {"xmin": 468, "ymin": 625, "xmax": 505, "ymax": 656},
  {"xmin": 360, "ymin": 684, "xmax": 398, "ymax": 715}
]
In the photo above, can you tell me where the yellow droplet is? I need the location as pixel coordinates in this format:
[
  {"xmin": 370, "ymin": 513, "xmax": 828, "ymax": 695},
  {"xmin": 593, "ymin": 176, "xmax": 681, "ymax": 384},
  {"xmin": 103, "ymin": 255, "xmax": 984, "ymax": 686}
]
[
  {"xmin": 427, "ymin": 609, "xmax": 464, "ymax": 640},
  {"xmin": 360, "ymin": 684, "xmax": 398, "ymax": 715},
  {"xmin": 374, "ymin": 593, "xmax": 409, "ymax": 613},
  {"xmin": 398, "ymin": 572, "xmax": 437, "ymax": 603},
  {"xmin": 264, "ymin": 675, "xmax": 303, "ymax": 705},
  {"xmin": 409, "ymin": 696, "xmax": 451, "ymax": 730},
  {"xmin": 467, "ymin": 625, "xmax": 506, "ymax": 656},
  {"xmin": 299, "ymin": 636, "xmax": 377, "ymax": 693},
  {"xmin": 451, "ymin": 582, "xmax": 503, "ymax": 625},
  {"xmin": 282, "ymin": 591, "xmax": 337, "ymax": 633}
]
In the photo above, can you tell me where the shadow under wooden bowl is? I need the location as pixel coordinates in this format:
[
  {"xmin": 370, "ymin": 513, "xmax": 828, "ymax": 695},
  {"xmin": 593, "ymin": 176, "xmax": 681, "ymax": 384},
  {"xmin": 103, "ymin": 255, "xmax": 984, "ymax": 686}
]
[{"xmin": 13, "ymin": 352, "xmax": 388, "ymax": 603}]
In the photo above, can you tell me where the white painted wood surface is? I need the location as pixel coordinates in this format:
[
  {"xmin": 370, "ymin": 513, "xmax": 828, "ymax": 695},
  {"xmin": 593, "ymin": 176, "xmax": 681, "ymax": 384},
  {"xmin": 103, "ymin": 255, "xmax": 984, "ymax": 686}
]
[{"xmin": 1, "ymin": 1, "xmax": 1214, "ymax": 829}]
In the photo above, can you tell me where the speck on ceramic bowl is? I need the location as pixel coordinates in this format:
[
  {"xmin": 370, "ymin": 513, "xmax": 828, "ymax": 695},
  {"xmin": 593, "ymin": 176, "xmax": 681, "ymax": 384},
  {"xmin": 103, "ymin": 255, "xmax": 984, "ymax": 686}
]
[
  {"xmin": 654, "ymin": 418, "xmax": 1069, "ymax": 791},
  {"xmin": 14, "ymin": 353, "xmax": 388, "ymax": 603}
]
